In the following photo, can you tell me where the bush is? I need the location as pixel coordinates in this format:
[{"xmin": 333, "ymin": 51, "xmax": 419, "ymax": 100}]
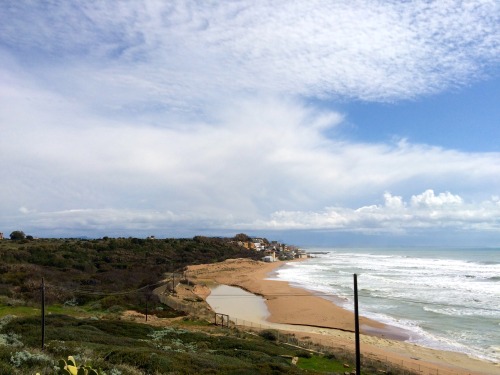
[
  {"xmin": 10, "ymin": 349, "xmax": 51, "ymax": 368},
  {"xmin": 9, "ymin": 231, "xmax": 26, "ymax": 241},
  {"xmin": 107, "ymin": 305, "xmax": 125, "ymax": 314},
  {"xmin": 324, "ymin": 352, "xmax": 336, "ymax": 360},
  {"xmin": 295, "ymin": 350, "xmax": 313, "ymax": 358},
  {"xmin": 259, "ymin": 329, "xmax": 279, "ymax": 342},
  {"xmin": 0, "ymin": 362, "xmax": 13, "ymax": 374}
]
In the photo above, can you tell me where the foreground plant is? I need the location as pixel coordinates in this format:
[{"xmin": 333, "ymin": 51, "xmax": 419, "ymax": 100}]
[{"xmin": 36, "ymin": 355, "xmax": 101, "ymax": 375}]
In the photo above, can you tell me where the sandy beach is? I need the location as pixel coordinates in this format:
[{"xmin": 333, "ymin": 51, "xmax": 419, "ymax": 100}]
[{"xmin": 187, "ymin": 258, "xmax": 500, "ymax": 375}]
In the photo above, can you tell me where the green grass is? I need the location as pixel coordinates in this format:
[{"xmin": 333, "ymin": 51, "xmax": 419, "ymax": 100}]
[
  {"xmin": 0, "ymin": 303, "xmax": 105, "ymax": 320},
  {"xmin": 173, "ymin": 317, "xmax": 212, "ymax": 326},
  {"xmin": 0, "ymin": 314, "xmax": 320, "ymax": 374},
  {"xmin": 0, "ymin": 304, "xmax": 41, "ymax": 317},
  {"xmin": 297, "ymin": 355, "xmax": 353, "ymax": 373},
  {"xmin": 0, "ymin": 307, "xmax": 409, "ymax": 374}
]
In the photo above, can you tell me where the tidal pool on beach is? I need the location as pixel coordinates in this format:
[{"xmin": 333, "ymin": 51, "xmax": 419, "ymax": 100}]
[{"xmin": 206, "ymin": 284, "xmax": 270, "ymax": 326}]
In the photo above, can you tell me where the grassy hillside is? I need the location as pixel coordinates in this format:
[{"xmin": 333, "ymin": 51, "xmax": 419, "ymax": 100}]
[
  {"xmin": 0, "ymin": 236, "xmax": 261, "ymax": 309},
  {"xmin": 0, "ymin": 237, "xmax": 408, "ymax": 374},
  {"xmin": 0, "ymin": 313, "xmax": 327, "ymax": 374}
]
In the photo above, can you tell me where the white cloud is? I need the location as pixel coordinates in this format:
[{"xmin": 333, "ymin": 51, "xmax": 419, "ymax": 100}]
[
  {"xmin": 410, "ymin": 189, "xmax": 463, "ymax": 208},
  {"xmin": 1, "ymin": 2, "xmax": 500, "ymax": 241},
  {"xmin": 249, "ymin": 191, "xmax": 500, "ymax": 234},
  {"xmin": 0, "ymin": 0, "xmax": 498, "ymax": 114},
  {"xmin": 383, "ymin": 192, "xmax": 405, "ymax": 210},
  {"xmin": 10, "ymin": 189, "xmax": 500, "ymax": 237},
  {"xmin": 2, "ymin": 90, "xmax": 500, "ymax": 237}
]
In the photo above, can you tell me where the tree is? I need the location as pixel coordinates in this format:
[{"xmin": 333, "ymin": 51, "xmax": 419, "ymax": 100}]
[
  {"xmin": 9, "ymin": 230, "xmax": 26, "ymax": 240},
  {"xmin": 233, "ymin": 233, "xmax": 251, "ymax": 242}
]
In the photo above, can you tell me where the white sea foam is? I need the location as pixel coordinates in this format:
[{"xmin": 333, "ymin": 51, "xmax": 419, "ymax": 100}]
[{"xmin": 273, "ymin": 248, "xmax": 500, "ymax": 362}]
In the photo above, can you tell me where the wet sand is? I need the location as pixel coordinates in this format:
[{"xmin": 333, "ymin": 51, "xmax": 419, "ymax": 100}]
[{"xmin": 187, "ymin": 258, "xmax": 500, "ymax": 375}]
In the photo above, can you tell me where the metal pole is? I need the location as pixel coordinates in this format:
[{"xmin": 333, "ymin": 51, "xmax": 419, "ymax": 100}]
[
  {"xmin": 41, "ymin": 278, "xmax": 45, "ymax": 350},
  {"xmin": 354, "ymin": 274, "xmax": 361, "ymax": 375}
]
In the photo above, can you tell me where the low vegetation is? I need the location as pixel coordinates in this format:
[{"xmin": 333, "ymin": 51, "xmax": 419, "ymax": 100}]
[
  {"xmin": 0, "ymin": 236, "xmax": 261, "ymax": 309},
  {"xmin": 0, "ymin": 236, "xmax": 410, "ymax": 374},
  {"xmin": 0, "ymin": 313, "xmax": 326, "ymax": 374}
]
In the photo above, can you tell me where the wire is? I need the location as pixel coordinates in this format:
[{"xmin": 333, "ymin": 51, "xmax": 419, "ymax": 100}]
[
  {"xmin": 41, "ymin": 282, "xmax": 500, "ymax": 313},
  {"xmin": 45, "ymin": 280, "xmax": 167, "ymax": 296}
]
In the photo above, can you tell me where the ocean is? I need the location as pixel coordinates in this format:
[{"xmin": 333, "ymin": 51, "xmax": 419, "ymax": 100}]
[{"xmin": 270, "ymin": 247, "xmax": 500, "ymax": 363}]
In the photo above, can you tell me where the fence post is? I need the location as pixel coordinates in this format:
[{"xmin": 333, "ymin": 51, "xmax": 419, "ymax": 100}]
[
  {"xmin": 354, "ymin": 274, "xmax": 361, "ymax": 375},
  {"xmin": 41, "ymin": 278, "xmax": 45, "ymax": 350}
]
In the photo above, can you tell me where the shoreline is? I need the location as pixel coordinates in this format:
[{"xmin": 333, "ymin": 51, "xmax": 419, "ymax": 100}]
[{"xmin": 187, "ymin": 258, "xmax": 500, "ymax": 375}]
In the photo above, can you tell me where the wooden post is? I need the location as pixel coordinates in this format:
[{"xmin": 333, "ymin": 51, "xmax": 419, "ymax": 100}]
[
  {"xmin": 41, "ymin": 278, "xmax": 45, "ymax": 350},
  {"xmin": 354, "ymin": 274, "xmax": 361, "ymax": 375},
  {"xmin": 172, "ymin": 264, "xmax": 175, "ymax": 292}
]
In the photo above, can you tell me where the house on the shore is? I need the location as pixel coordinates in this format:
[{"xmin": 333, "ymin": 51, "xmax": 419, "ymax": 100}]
[
  {"xmin": 237, "ymin": 241, "xmax": 252, "ymax": 249},
  {"xmin": 234, "ymin": 235, "xmax": 308, "ymax": 260},
  {"xmin": 262, "ymin": 250, "xmax": 277, "ymax": 262},
  {"xmin": 295, "ymin": 250, "xmax": 308, "ymax": 259},
  {"xmin": 251, "ymin": 237, "xmax": 267, "ymax": 251},
  {"xmin": 262, "ymin": 255, "xmax": 275, "ymax": 262}
]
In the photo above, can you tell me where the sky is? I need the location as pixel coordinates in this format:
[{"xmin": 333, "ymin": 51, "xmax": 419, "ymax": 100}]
[{"xmin": 1, "ymin": 1, "xmax": 500, "ymax": 246}]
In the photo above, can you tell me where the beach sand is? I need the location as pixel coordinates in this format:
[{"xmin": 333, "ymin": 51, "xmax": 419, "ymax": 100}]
[{"xmin": 187, "ymin": 258, "xmax": 500, "ymax": 375}]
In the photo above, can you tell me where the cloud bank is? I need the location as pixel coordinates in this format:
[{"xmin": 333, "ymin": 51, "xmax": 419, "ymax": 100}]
[
  {"xmin": 256, "ymin": 190, "xmax": 500, "ymax": 233},
  {"xmin": 3, "ymin": 96, "xmax": 500, "ymax": 239}
]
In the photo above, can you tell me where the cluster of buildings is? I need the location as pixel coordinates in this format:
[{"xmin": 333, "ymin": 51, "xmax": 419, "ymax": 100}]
[{"xmin": 234, "ymin": 237, "xmax": 308, "ymax": 262}]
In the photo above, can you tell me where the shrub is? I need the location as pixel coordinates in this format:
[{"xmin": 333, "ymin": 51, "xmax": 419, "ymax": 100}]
[
  {"xmin": 9, "ymin": 231, "xmax": 26, "ymax": 241},
  {"xmin": 295, "ymin": 350, "xmax": 313, "ymax": 358},
  {"xmin": 324, "ymin": 352, "xmax": 336, "ymax": 360},
  {"xmin": 0, "ymin": 362, "xmax": 13, "ymax": 374},
  {"xmin": 259, "ymin": 329, "xmax": 279, "ymax": 342},
  {"xmin": 107, "ymin": 305, "xmax": 125, "ymax": 314},
  {"xmin": 10, "ymin": 349, "xmax": 51, "ymax": 368},
  {"xmin": 0, "ymin": 331, "xmax": 23, "ymax": 347}
]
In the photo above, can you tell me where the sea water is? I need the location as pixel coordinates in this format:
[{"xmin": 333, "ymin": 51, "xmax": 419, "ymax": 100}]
[{"xmin": 271, "ymin": 247, "xmax": 500, "ymax": 362}]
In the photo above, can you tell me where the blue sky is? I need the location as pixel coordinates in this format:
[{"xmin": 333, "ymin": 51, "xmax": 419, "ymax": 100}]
[
  {"xmin": 1, "ymin": 1, "xmax": 499, "ymax": 246},
  {"xmin": 342, "ymin": 77, "xmax": 500, "ymax": 152}
]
